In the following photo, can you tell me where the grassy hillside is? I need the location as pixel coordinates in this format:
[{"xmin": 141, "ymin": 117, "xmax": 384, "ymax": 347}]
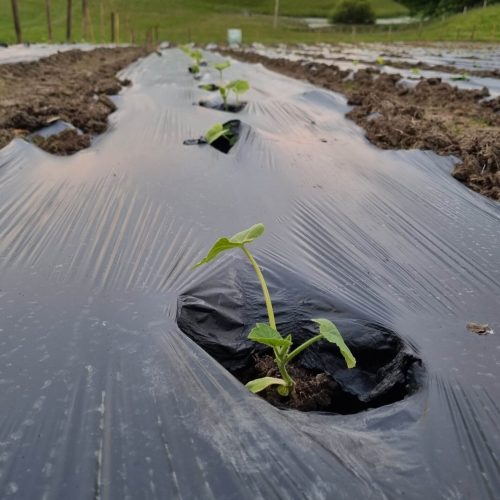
[
  {"xmin": 199, "ymin": 0, "xmax": 408, "ymax": 18},
  {"xmin": 0, "ymin": 1, "xmax": 498, "ymax": 44},
  {"xmin": 0, "ymin": 0, "xmax": 407, "ymax": 44}
]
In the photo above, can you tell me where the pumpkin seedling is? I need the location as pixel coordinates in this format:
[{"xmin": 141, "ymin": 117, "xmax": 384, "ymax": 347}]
[
  {"xmin": 193, "ymin": 223, "xmax": 356, "ymax": 397},
  {"xmin": 410, "ymin": 67, "xmax": 421, "ymax": 76},
  {"xmin": 214, "ymin": 60, "xmax": 231, "ymax": 81},
  {"xmin": 451, "ymin": 72, "xmax": 470, "ymax": 81},
  {"xmin": 201, "ymin": 79, "xmax": 250, "ymax": 112},
  {"xmin": 376, "ymin": 56, "xmax": 385, "ymax": 66},
  {"xmin": 204, "ymin": 123, "xmax": 236, "ymax": 145}
]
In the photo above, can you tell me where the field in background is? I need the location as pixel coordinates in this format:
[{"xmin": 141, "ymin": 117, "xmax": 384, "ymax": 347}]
[{"xmin": 0, "ymin": 1, "xmax": 498, "ymax": 44}]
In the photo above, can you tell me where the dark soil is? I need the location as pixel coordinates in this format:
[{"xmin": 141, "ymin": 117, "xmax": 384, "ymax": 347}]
[
  {"xmin": 198, "ymin": 101, "xmax": 247, "ymax": 113},
  {"xmin": 0, "ymin": 47, "xmax": 148, "ymax": 155},
  {"xmin": 238, "ymin": 355, "xmax": 340, "ymax": 412},
  {"xmin": 220, "ymin": 48, "xmax": 500, "ymax": 201},
  {"xmin": 294, "ymin": 50, "xmax": 500, "ymax": 79}
]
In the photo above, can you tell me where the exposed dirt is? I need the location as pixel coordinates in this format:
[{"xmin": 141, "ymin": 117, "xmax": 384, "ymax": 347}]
[
  {"xmin": 237, "ymin": 354, "xmax": 341, "ymax": 412},
  {"xmin": 0, "ymin": 47, "xmax": 148, "ymax": 155},
  {"xmin": 294, "ymin": 51, "xmax": 500, "ymax": 79},
  {"xmin": 221, "ymin": 49, "xmax": 500, "ymax": 201}
]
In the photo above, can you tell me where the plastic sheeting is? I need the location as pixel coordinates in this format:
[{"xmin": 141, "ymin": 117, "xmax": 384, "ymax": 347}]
[
  {"xmin": 0, "ymin": 47, "xmax": 499, "ymax": 499},
  {"xmin": 246, "ymin": 44, "xmax": 500, "ymax": 97}
]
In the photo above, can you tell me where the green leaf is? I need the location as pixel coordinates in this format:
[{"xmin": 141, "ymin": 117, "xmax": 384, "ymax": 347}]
[
  {"xmin": 248, "ymin": 323, "xmax": 291, "ymax": 348},
  {"xmin": 190, "ymin": 50, "xmax": 203, "ymax": 63},
  {"xmin": 200, "ymin": 84, "xmax": 217, "ymax": 91},
  {"xmin": 229, "ymin": 223, "xmax": 264, "ymax": 245},
  {"xmin": 246, "ymin": 377, "xmax": 286, "ymax": 394},
  {"xmin": 227, "ymin": 79, "xmax": 250, "ymax": 95},
  {"xmin": 204, "ymin": 123, "xmax": 228, "ymax": 145},
  {"xmin": 214, "ymin": 61, "xmax": 231, "ymax": 72},
  {"xmin": 312, "ymin": 318, "xmax": 356, "ymax": 369},
  {"xmin": 193, "ymin": 223, "xmax": 264, "ymax": 268}
]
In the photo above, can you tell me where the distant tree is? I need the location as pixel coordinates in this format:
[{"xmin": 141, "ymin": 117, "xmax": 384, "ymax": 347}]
[{"xmin": 330, "ymin": 0, "xmax": 376, "ymax": 24}]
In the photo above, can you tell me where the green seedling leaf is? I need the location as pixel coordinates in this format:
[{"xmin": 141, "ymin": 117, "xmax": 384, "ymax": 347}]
[
  {"xmin": 229, "ymin": 223, "xmax": 264, "ymax": 245},
  {"xmin": 204, "ymin": 123, "xmax": 228, "ymax": 144},
  {"xmin": 200, "ymin": 84, "xmax": 217, "ymax": 91},
  {"xmin": 214, "ymin": 61, "xmax": 231, "ymax": 72},
  {"xmin": 248, "ymin": 323, "xmax": 291, "ymax": 349},
  {"xmin": 246, "ymin": 377, "xmax": 286, "ymax": 394},
  {"xmin": 193, "ymin": 223, "xmax": 264, "ymax": 268},
  {"xmin": 451, "ymin": 73, "xmax": 470, "ymax": 81},
  {"xmin": 190, "ymin": 50, "xmax": 203, "ymax": 63},
  {"xmin": 227, "ymin": 79, "xmax": 250, "ymax": 95},
  {"xmin": 410, "ymin": 68, "xmax": 421, "ymax": 75},
  {"xmin": 312, "ymin": 318, "xmax": 356, "ymax": 369},
  {"xmin": 376, "ymin": 56, "xmax": 385, "ymax": 65}
]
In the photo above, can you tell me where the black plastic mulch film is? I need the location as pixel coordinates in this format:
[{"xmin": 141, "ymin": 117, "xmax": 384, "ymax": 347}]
[{"xmin": 0, "ymin": 47, "xmax": 499, "ymax": 500}]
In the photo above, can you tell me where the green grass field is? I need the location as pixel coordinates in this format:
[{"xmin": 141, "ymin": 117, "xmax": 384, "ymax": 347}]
[{"xmin": 0, "ymin": 1, "xmax": 498, "ymax": 45}]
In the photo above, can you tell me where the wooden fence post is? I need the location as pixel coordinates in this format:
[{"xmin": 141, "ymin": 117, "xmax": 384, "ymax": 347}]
[
  {"xmin": 66, "ymin": 0, "xmax": 73, "ymax": 41},
  {"xmin": 45, "ymin": 0, "xmax": 52, "ymax": 42},
  {"xmin": 273, "ymin": 0, "xmax": 279, "ymax": 29},
  {"xmin": 82, "ymin": 0, "xmax": 90, "ymax": 39},
  {"xmin": 99, "ymin": 0, "xmax": 104, "ymax": 42},
  {"xmin": 10, "ymin": 0, "xmax": 22, "ymax": 44},
  {"xmin": 111, "ymin": 12, "xmax": 116, "ymax": 43},
  {"xmin": 470, "ymin": 25, "xmax": 476, "ymax": 41},
  {"xmin": 110, "ymin": 12, "xmax": 120, "ymax": 43}
]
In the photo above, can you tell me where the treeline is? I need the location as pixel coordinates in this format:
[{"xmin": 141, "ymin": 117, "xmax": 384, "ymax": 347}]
[{"xmin": 399, "ymin": 0, "xmax": 499, "ymax": 16}]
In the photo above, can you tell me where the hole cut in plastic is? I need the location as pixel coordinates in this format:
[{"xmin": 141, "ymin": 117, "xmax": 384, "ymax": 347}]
[
  {"xmin": 199, "ymin": 100, "xmax": 247, "ymax": 113},
  {"xmin": 177, "ymin": 263, "xmax": 424, "ymax": 414},
  {"xmin": 183, "ymin": 119, "xmax": 240, "ymax": 154}
]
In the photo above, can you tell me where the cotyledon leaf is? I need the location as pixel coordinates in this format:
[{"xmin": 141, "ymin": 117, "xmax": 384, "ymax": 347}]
[
  {"xmin": 204, "ymin": 123, "xmax": 228, "ymax": 145},
  {"xmin": 227, "ymin": 79, "xmax": 250, "ymax": 94},
  {"xmin": 248, "ymin": 323, "xmax": 291, "ymax": 348},
  {"xmin": 312, "ymin": 318, "xmax": 356, "ymax": 369},
  {"xmin": 246, "ymin": 377, "xmax": 286, "ymax": 394},
  {"xmin": 229, "ymin": 223, "xmax": 264, "ymax": 245},
  {"xmin": 214, "ymin": 61, "xmax": 231, "ymax": 71},
  {"xmin": 193, "ymin": 223, "xmax": 265, "ymax": 268}
]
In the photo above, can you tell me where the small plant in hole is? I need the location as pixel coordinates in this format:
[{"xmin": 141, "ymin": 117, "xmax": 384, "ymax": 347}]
[
  {"xmin": 410, "ymin": 67, "xmax": 421, "ymax": 76},
  {"xmin": 201, "ymin": 79, "xmax": 250, "ymax": 111},
  {"xmin": 376, "ymin": 56, "xmax": 385, "ymax": 66},
  {"xmin": 193, "ymin": 223, "xmax": 356, "ymax": 396},
  {"xmin": 451, "ymin": 72, "xmax": 470, "ymax": 81},
  {"xmin": 214, "ymin": 60, "xmax": 231, "ymax": 81},
  {"xmin": 182, "ymin": 47, "xmax": 204, "ymax": 75},
  {"xmin": 204, "ymin": 122, "xmax": 237, "ymax": 146}
]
